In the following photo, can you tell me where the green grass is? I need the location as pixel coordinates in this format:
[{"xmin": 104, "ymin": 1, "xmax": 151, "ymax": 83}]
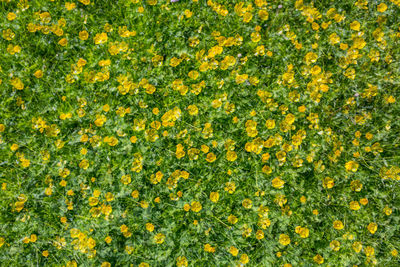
[{"xmin": 0, "ymin": 0, "xmax": 400, "ymax": 266}]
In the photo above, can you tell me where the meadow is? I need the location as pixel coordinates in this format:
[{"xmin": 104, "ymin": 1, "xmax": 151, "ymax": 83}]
[{"xmin": 1, "ymin": 0, "xmax": 400, "ymax": 266}]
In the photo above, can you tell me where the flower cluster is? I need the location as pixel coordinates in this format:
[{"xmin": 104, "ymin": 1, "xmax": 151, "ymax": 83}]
[{"xmin": 0, "ymin": 0, "xmax": 399, "ymax": 266}]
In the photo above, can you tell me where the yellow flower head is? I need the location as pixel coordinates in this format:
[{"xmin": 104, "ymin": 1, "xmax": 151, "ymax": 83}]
[{"xmin": 279, "ymin": 234, "xmax": 290, "ymax": 246}]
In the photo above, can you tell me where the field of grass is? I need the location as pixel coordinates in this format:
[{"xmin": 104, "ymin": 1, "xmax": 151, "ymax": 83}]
[{"xmin": 1, "ymin": 0, "xmax": 400, "ymax": 266}]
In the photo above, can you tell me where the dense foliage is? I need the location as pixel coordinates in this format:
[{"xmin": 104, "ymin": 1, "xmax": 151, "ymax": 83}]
[{"xmin": 1, "ymin": 0, "xmax": 400, "ymax": 266}]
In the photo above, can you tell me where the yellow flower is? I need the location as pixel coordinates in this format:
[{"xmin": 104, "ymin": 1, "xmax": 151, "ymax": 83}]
[
  {"xmin": 191, "ymin": 201, "xmax": 202, "ymax": 212},
  {"xmin": 34, "ymin": 70, "xmax": 44, "ymax": 78},
  {"xmin": 94, "ymin": 32, "xmax": 108, "ymax": 44},
  {"xmin": 350, "ymin": 21, "xmax": 360, "ymax": 31},
  {"xmin": 345, "ymin": 161, "xmax": 359, "ymax": 172},
  {"xmin": 365, "ymin": 246, "xmax": 375, "ymax": 257},
  {"xmin": 386, "ymin": 95, "xmax": 396, "ymax": 104},
  {"xmin": 104, "ymin": 236, "xmax": 112, "ymax": 244},
  {"xmin": 205, "ymin": 152, "xmax": 216, "ymax": 163},
  {"xmin": 333, "ymin": 220, "xmax": 344, "ymax": 230},
  {"xmin": 58, "ymin": 38, "xmax": 68, "ymax": 46},
  {"xmin": 367, "ymin": 222, "xmax": 378, "ymax": 234},
  {"xmin": 79, "ymin": 30, "xmax": 89, "ymax": 40},
  {"xmin": 10, "ymin": 77, "xmax": 24, "ymax": 90},
  {"xmin": 30, "ymin": 234, "xmax": 37, "ymax": 243},
  {"xmin": 140, "ymin": 200, "xmax": 149, "ymax": 209},
  {"xmin": 265, "ymin": 119, "xmax": 275, "ymax": 129},
  {"xmin": 7, "ymin": 12, "xmax": 17, "ymax": 21},
  {"xmin": 10, "ymin": 143, "xmax": 19, "ymax": 151},
  {"xmin": 176, "ymin": 144, "xmax": 186, "ymax": 159},
  {"xmin": 120, "ymin": 224, "xmax": 129, "ymax": 234},
  {"xmin": 65, "ymin": 2, "xmax": 76, "ymax": 10},
  {"xmin": 187, "ymin": 105, "xmax": 199, "ymax": 116},
  {"xmin": 240, "ymin": 254, "xmax": 249, "ymax": 264},
  {"xmin": 330, "ymin": 240, "xmax": 340, "ymax": 251},
  {"xmin": 251, "ymin": 31, "xmax": 261, "ymax": 43},
  {"xmin": 279, "ymin": 234, "xmax": 290, "ymax": 246},
  {"xmin": 88, "ymin": 197, "xmax": 99, "ymax": 206},
  {"xmin": 154, "ymin": 233, "xmax": 165, "ymax": 244},
  {"xmin": 235, "ymin": 74, "xmax": 248, "ymax": 84},
  {"xmin": 350, "ymin": 180, "xmax": 363, "ymax": 191},
  {"xmin": 272, "ymin": 177, "xmax": 285, "ymax": 189},
  {"xmin": 224, "ymin": 182, "xmax": 236, "ymax": 194},
  {"xmin": 243, "ymin": 12, "xmax": 252, "ymax": 23},
  {"xmin": 131, "ymin": 190, "xmax": 139, "ymax": 198},
  {"xmin": 242, "ymin": 198, "xmax": 252, "ymax": 209},
  {"xmin": 329, "ymin": 33, "xmax": 340, "ymax": 45},
  {"xmin": 91, "ymin": 190, "xmax": 100, "ymax": 198},
  {"xmin": 258, "ymin": 10, "xmax": 269, "ymax": 20},
  {"xmin": 352, "ymin": 241, "xmax": 362, "ymax": 253},
  {"xmin": 2, "ymin": 29, "xmax": 15, "ymax": 40},
  {"xmin": 313, "ymin": 254, "xmax": 324, "ymax": 264},
  {"xmin": 349, "ymin": 201, "xmax": 361, "ymax": 211},
  {"xmin": 204, "ymin": 243, "xmax": 215, "ymax": 253},
  {"xmin": 176, "ymin": 256, "xmax": 188, "ymax": 267},
  {"xmin": 304, "ymin": 52, "xmax": 318, "ymax": 65},
  {"xmin": 130, "ymin": 136, "xmax": 137, "ymax": 143},
  {"xmin": 59, "ymin": 168, "xmax": 70, "ymax": 178},
  {"xmin": 184, "ymin": 9, "xmax": 192, "ymax": 18},
  {"xmin": 322, "ymin": 177, "xmax": 334, "ymax": 189},
  {"xmin": 256, "ymin": 230, "xmax": 264, "ymax": 240},
  {"xmin": 229, "ymin": 246, "xmax": 238, "ymax": 256},
  {"xmin": 295, "ymin": 226, "xmax": 309, "ymax": 238},
  {"xmin": 15, "ymin": 201, "xmax": 25, "ymax": 212},
  {"xmin": 87, "ymin": 237, "xmax": 96, "ymax": 249},
  {"xmin": 209, "ymin": 192, "xmax": 219, "ymax": 203},
  {"xmin": 146, "ymin": 223, "xmax": 154, "ymax": 232},
  {"xmin": 312, "ymin": 22, "xmax": 320, "ymax": 31},
  {"xmin": 170, "ymin": 57, "xmax": 182, "ymax": 67},
  {"xmin": 188, "ymin": 70, "xmax": 199, "ymax": 80},
  {"xmin": 80, "ymin": 148, "xmax": 87, "ymax": 155},
  {"xmin": 44, "ymin": 187, "xmax": 52, "ymax": 196},
  {"xmin": 384, "ymin": 206, "xmax": 393, "ymax": 216},
  {"xmin": 79, "ymin": 159, "xmax": 89, "ymax": 170},
  {"xmin": 227, "ymin": 214, "xmax": 238, "ymax": 224},
  {"xmin": 377, "ymin": 3, "xmax": 387, "ymax": 12},
  {"xmin": 182, "ymin": 203, "xmax": 190, "ymax": 211},
  {"xmin": 226, "ymin": 150, "xmax": 237, "ymax": 162},
  {"xmin": 42, "ymin": 250, "xmax": 49, "ymax": 257},
  {"xmin": 94, "ymin": 115, "xmax": 107, "ymax": 127}
]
